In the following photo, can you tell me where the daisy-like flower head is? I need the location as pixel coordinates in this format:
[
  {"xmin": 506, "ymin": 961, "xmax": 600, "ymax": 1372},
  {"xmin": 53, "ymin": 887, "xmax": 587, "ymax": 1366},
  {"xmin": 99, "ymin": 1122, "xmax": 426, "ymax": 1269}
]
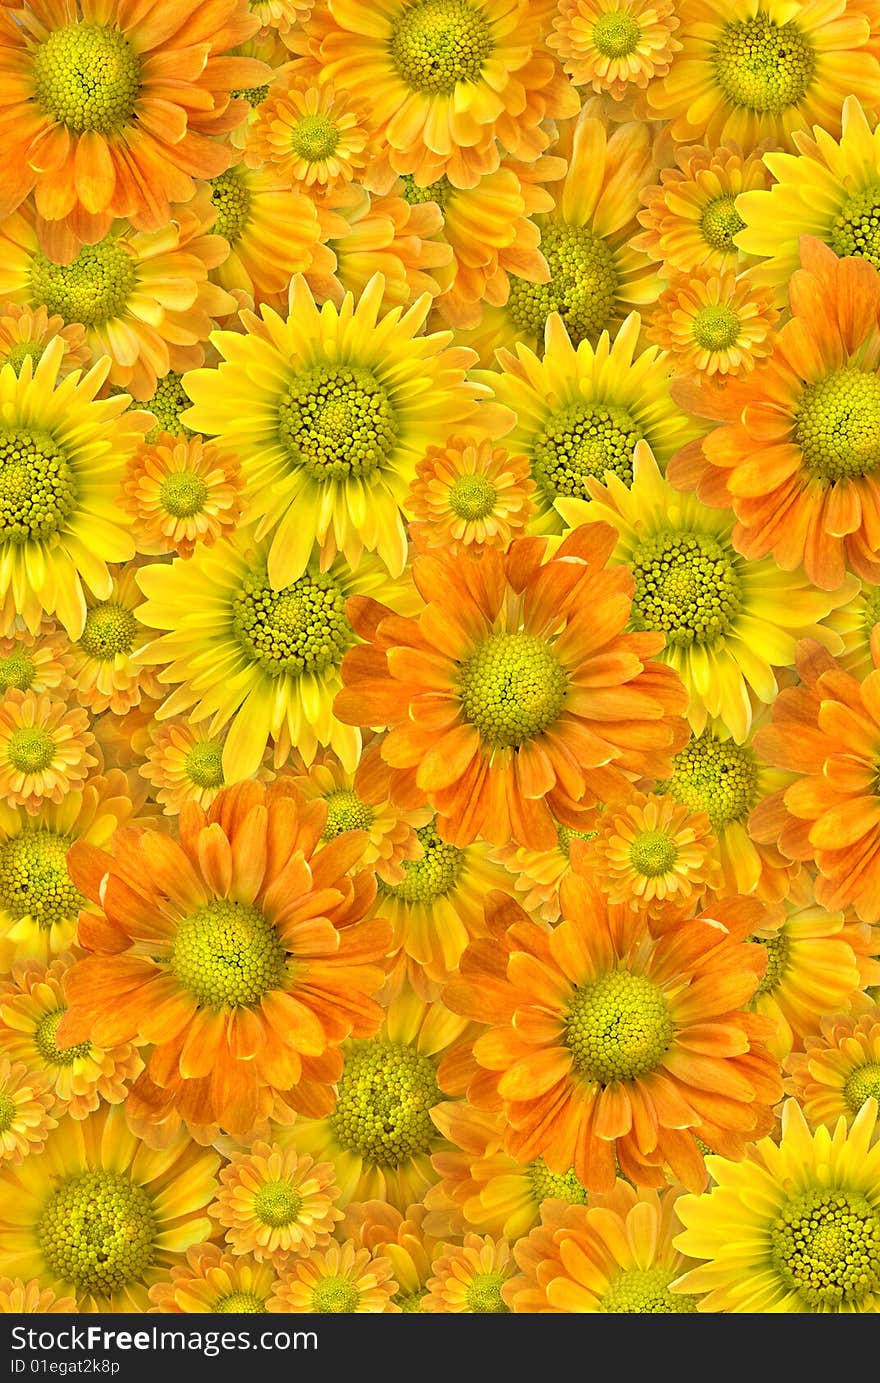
[
  {"xmin": 563, "ymin": 443, "xmax": 853, "ymax": 742},
  {"xmin": 505, "ymin": 1182, "xmax": 700, "ymax": 1313},
  {"xmin": 490, "ymin": 817, "xmax": 599, "ymax": 925},
  {"xmin": 0, "ymin": 691, "xmax": 96, "ymax": 815},
  {"xmin": 0, "ymin": 0, "xmax": 268, "ymax": 243},
  {"xmin": 406, "ymin": 433, "xmax": 535, "ymax": 554},
  {"xmin": 183, "ymin": 274, "xmax": 485, "ymax": 584},
  {"xmin": 207, "ymin": 160, "xmax": 322, "ymax": 309},
  {"xmin": 210, "ymin": 1141, "xmax": 342, "ymax": 1263},
  {"xmin": 0, "ymin": 303, "xmax": 88, "ymax": 379},
  {"xmin": 137, "ymin": 530, "xmax": 416, "ymax": 782},
  {"xmin": 0, "ymin": 1278, "xmax": 75, "ymax": 1313},
  {"xmin": 0, "ymin": 1054, "xmax": 58, "ymax": 1162},
  {"xmin": 670, "ymin": 238, "xmax": 880, "ymax": 591},
  {"xmin": 150, "ymin": 1243, "xmax": 281, "ymax": 1313},
  {"xmin": 0, "ymin": 955, "xmax": 141, "ymax": 1119},
  {"xmin": 269, "ymin": 1240, "xmax": 398, "ymax": 1313},
  {"xmin": 0, "ymin": 192, "xmax": 236, "ymax": 401},
  {"xmin": 58, "ymin": 780, "xmax": 392, "ymax": 1136},
  {"xmin": 442, "ymin": 868, "xmax": 782, "ymax": 1193},
  {"xmin": 786, "ymin": 1007, "xmax": 880, "ymax": 1130},
  {"xmin": 336, "ymin": 524, "xmax": 689, "ymax": 850},
  {"xmin": 341, "ymin": 1202, "xmax": 442, "ymax": 1314},
  {"xmin": 317, "ymin": 0, "xmax": 579, "ymax": 190},
  {"xmin": 0, "ymin": 622, "xmax": 73, "ymax": 700},
  {"xmin": 647, "ymin": 0, "xmax": 880, "ymax": 154},
  {"xmin": 124, "ymin": 433, "xmax": 244, "ymax": 560},
  {"xmin": 635, "ymin": 141, "xmax": 772, "ymax": 276},
  {"xmin": 547, "ymin": 0, "xmax": 680, "ymax": 102},
  {"xmin": 647, "ymin": 270, "xmax": 779, "ymax": 379},
  {"xmin": 424, "ymin": 1234, "xmax": 513, "ymax": 1313},
  {"xmin": 68, "ymin": 564, "xmax": 163, "ymax": 716},
  {"xmin": 0, "ymin": 1104, "xmax": 218, "ymax": 1312},
  {"xmin": 486, "ymin": 316, "xmax": 699, "ymax": 534},
  {"xmin": 247, "ymin": 81, "xmax": 371, "ymax": 190},
  {"xmin": 672, "ymin": 1098, "xmax": 880, "ymax": 1312},
  {"xmin": 0, "ymin": 341, "xmax": 148, "ymax": 640},
  {"xmin": 141, "ymin": 720, "xmax": 235, "ymax": 816}
]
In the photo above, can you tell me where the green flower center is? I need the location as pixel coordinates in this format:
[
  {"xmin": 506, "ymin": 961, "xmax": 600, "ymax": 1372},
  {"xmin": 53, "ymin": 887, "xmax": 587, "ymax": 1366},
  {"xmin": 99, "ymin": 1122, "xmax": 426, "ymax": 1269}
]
[
  {"xmin": 795, "ymin": 367, "xmax": 880, "ymax": 483},
  {"xmin": 169, "ymin": 899, "xmax": 287, "ymax": 1010},
  {"xmin": 862, "ymin": 584, "xmax": 880, "ymax": 639},
  {"xmin": 39, "ymin": 1172, "xmax": 156, "ymax": 1297},
  {"xmin": 33, "ymin": 24, "xmax": 141, "ymax": 134},
  {"xmin": 663, "ymin": 732, "xmax": 758, "ymax": 830},
  {"xmin": 330, "ymin": 1038, "xmax": 442, "ymax": 1167},
  {"xmin": 232, "ymin": 570, "xmax": 353, "ymax": 679},
  {"xmin": 144, "ymin": 371, "xmax": 194, "ymax": 444},
  {"xmin": 400, "ymin": 175, "xmax": 454, "ymax": 208},
  {"xmin": 458, "ymin": 632, "xmax": 568, "ymax": 748},
  {"xmin": 629, "ymin": 829, "xmax": 678, "ymax": 878},
  {"xmin": 396, "ymin": 1289, "xmax": 427, "ymax": 1312},
  {"xmin": 290, "ymin": 114, "xmax": 340, "ymax": 162},
  {"xmin": 31, "ymin": 241, "xmax": 137, "ymax": 329},
  {"xmin": 0, "ymin": 1090, "xmax": 15, "ymax": 1133},
  {"xmin": 565, "ymin": 970, "xmax": 674, "ymax": 1085},
  {"xmin": 4, "ymin": 341, "xmax": 45, "ymax": 374},
  {"xmin": 311, "ymin": 1275, "xmax": 360, "ymax": 1313},
  {"xmin": 465, "ymin": 1272, "xmax": 510, "ymax": 1313},
  {"xmin": 593, "ymin": 11, "xmax": 641, "ymax": 58},
  {"xmin": 630, "ymin": 530, "xmax": 742, "ymax": 647},
  {"xmin": 78, "ymin": 603, "xmax": 138, "ymax": 661},
  {"xmin": 0, "ymin": 649, "xmax": 37, "ymax": 694},
  {"xmin": 322, "ymin": 789, "xmax": 375, "ymax": 840},
  {"xmin": 692, "ymin": 304, "xmax": 741, "ymax": 351},
  {"xmin": 508, "ymin": 222, "xmax": 620, "ymax": 347},
  {"xmin": 34, "ymin": 1007, "xmax": 91, "ymax": 1067},
  {"xmin": 159, "ymin": 471, "xmax": 208, "ymax": 519},
  {"xmin": 602, "ymin": 1267, "xmax": 699, "ymax": 1313},
  {"xmin": 0, "ymin": 831, "xmax": 82, "ymax": 931},
  {"xmin": 531, "ymin": 402, "xmax": 642, "ymax": 504},
  {"xmin": 830, "ymin": 184, "xmax": 880, "ymax": 270},
  {"xmin": 700, "ymin": 196, "xmax": 746, "ymax": 255},
  {"xmin": 209, "ymin": 169, "xmax": 252, "ymax": 246},
  {"xmin": 278, "ymin": 365, "xmax": 399, "ymax": 482},
  {"xmin": 448, "ymin": 472, "xmax": 497, "ymax": 521},
  {"xmin": 7, "ymin": 727, "xmax": 56, "ymax": 775},
  {"xmin": 527, "ymin": 1157, "xmax": 588, "ymax": 1206},
  {"xmin": 381, "ymin": 823, "xmax": 465, "ymax": 903},
  {"xmin": 0, "ymin": 430, "xmax": 76, "ymax": 547},
  {"xmin": 771, "ymin": 1189, "xmax": 880, "ymax": 1310},
  {"xmin": 231, "ymin": 84, "xmax": 270, "ymax": 105},
  {"xmin": 253, "ymin": 1181, "xmax": 304, "ymax": 1229},
  {"xmin": 713, "ymin": 15, "xmax": 815, "ymax": 114},
  {"xmin": 184, "ymin": 740, "xmax": 225, "ymax": 791},
  {"xmin": 556, "ymin": 822, "xmax": 597, "ymax": 858},
  {"xmin": 389, "ymin": 0, "xmax": 494, "ymax": 95},
  {"xmin": 214, "ymin": 1292, "xmax": 267, "ymax": 1313},
  {"xmin": 843, "ymin": 1062, "xmax": 880, "ymax": 1115},
  {"xmin": 752, "ymin": 932, "xmax": 790, "ymax": 997}
]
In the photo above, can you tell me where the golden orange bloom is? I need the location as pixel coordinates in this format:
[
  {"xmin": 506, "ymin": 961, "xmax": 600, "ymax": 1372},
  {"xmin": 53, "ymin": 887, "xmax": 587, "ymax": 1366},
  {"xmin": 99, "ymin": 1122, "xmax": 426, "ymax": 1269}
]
[
  {"xmin": 442, "ymin": 870, "xmax": 782, "ymax": 1193},
  {"xmin": 490, "ymin": 817, "xmax": 599, "ymax": 926},
  {"xmin": 0, "ymin": 302, "xmax": 89, "ymax": 378},
  {"xmin": 785, "ymin": 1007, "xmax": 880, "ymax": 1129},
  {"xmin": 208, "ymin": 160, "xmax": 322, "ymax": 309},
  {"xmin": 0, "ymin": 1054, "xmax": 58, "ymax": 1161},
  {"xmin": 336, "ymin": 525, "xmax": 689, "ymax": 850},
  {"xmin": 149, "ymin": 1243, "xmax": 282, "ymax": 1313},
  {"xmin": 140, "ymin": 720, "xmax": 233, "ymax": 816},
  {"xmin": 0, "ymin": 1278, "xmax": 76, "ymax": 1313},
  {"xmin": 0, "ymin": 621, "xmax": 73, "ymax": 700},
  {"xmin": 68, "ymin": 564, "xmax": 163, "ymax": 715},
  {"xmin": 406, "ymin": 433, "xmax": 535, "ymax": 554},
  {"xmin": 648, "ymin": 270, "xmax": 779, "ymax": 379},
  {"xmin": 424, "ymin": 1233, "xmax": 513, "ymax": 1313},
  {"xmin": 340, "ymin": 1201, "xmax": 443, "ymax": 1312},
  {"xmin": 58, "ymin": 781, "xmax": 392, "ymax": 1136},
  {"xmin": 0, "ymin": 0, "xmax": 267, "ymax": 245},
  {"xmin": 548, "ymin": 0, "xmax": 680, "ymax": 101},
  {"xmin": 124, "ymin": 434, "xmax": 244, "ymax": 560},
  {"xmin": 247, "ymin": 81, "xmax": 372, "ymax": 190},
  {"xmin": 269, "ymin": 1241, "xmax": 398, "ymax": 1313},
  {"xmin": 0, "ymin": 691, "xmax": 95, "ymax": 814},
  {"xmin": 210, "ymin": 1141, "xmax": 342, "ymax": 1263}
]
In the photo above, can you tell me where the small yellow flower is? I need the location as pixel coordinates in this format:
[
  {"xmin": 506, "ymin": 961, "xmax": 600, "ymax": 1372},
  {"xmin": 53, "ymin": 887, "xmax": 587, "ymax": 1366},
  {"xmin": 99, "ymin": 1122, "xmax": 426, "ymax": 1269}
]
[
  {"xmin": 247, "ymin": 82, "xmax": 371, "ymax": 190},
  {"xmin": 0, "ymin": 1278, "xmax": 75, "ymax": 1313},
  {"xmin": 786, "ymin": 1007, "xmax": 880, "ymax": 1131},
  {"xmin": 210, "ymin": 1142, "xmax": 342, "ymax": 1264},
  {"xmin": 0, "ymin": 303, "xmax": 89, "ymax": 379},
  {"xmin": 0, "ymin": 692, "xmax": 96, "ymax": 815},
  {"xmin": 150, "ymin": 1244, "xmax": 282, "ymax": 1314},
  {"xmin": 140, "ymin": 720, "xmax": 231, "ymax": 815},
  {"xmin": 548, "ymin": 0, "xmax": 681, "ymax": 101},
  {"xmin": 0, "ymin": 1054, "xmax": 57, "ymax": 1162},
  {"xmin": 69, "ymin": 565, "xmax": 163, "ymax": 716},
  {"xmin": 424, "ymin": 1234, "xmax": 514, "ymax": 1313},
  {"xmin": 0, "ymin": 622, "xmax": 73, "ymax": 699},
  {"xmin": 269, "ymin": 1241, "xmax": 398, "ymax": 1313}
]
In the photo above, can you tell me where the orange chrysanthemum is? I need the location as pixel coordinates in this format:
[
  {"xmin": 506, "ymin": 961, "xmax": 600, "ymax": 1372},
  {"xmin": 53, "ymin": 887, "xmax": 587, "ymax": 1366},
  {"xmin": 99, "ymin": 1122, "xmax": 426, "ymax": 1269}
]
[
  {"xmin": 0, "ymin": 690, "xmax": 95, "ymax": 814},
  {"xmin": 0, "ymin": 302, "xmax": 89, "ymax": 378},
  {"xmin": 0, "ymin": 1053, "xmax": 58, "ymax": 1161},
  {"xmin": 0, "ymin": 621, "xmax": 73, "ymax": 700},
  {"xmin": 210, "ymin": 1141, "xmax": 343, "ymax": 1263},
  {"xmin": 58, "ymin": 781, "xmax": 392, "ymax": 1135},
  {"xmin": 0, "ymin": 1278, "xmax": 76, "ymax": 1313},
  {"xmin": 785, "ymin": 1007, "xmax": 880, "ymax": 1129},
  {"xmin": 208, "ymin": 160, "xmax": 322, "ymax": 309},
  {"xmin": 246, "ymin": 81, "xmax": 372, "ymax": 190},
  {"xmin": 67, "ymin": 564, "xmax": 163, "ymax": 715},
  {"xmin": 647, "ymin": 270, "xmax": 779, "ymax": 378},
  {"xmin": 149, "ymin": 1243, "xmax": 282, "ymax": 1313},
  {"xmin": 424, "ymin": 1233, "xmax": 514, "ymax": 1313},
  {"xmin": 124, "ymin": 433, "xmax": 244, "ymax": 560},
  {"xmin": 336, "ymin": 525, "xmax": 689, "ymax": 849},
  {"xmin": 406, "ymin": 433, "xmax": 535, "ymax": 554},
  {"xmin": 268, "ymin": 1241, "xmax": 398, "ymax": 1313},
  {"xmin": 490, "ymin": 818, "xmax": 599, "ymax": 926},
  {"xmin": 547, "ymin": 0, "xmax": 680, "ymax": 101},
  {"xmin": 140, "ymin": 719, "xmax": 234, "ymax": 816}
]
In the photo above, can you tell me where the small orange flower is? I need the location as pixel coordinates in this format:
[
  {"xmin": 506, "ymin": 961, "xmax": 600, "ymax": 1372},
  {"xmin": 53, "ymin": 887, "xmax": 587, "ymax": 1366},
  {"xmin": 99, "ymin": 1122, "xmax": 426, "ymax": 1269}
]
[
  {"xmin": 0, "ymin": 691, "xmax": 96, "ymax": 814},
  {"xmin": 269, "ymin": 1241, "xmax": 398, "ymax": 1313},
  {"xmin": 0, "ymin": 303, "xmax": 89, "ymax": 378},
  {"xmin": 406, "ymin": 433, "xmax": 535, "ymax": 554},
  {"xmin": 785, "ymin": 1007, "xmax": 880, "ymax": 1129},
  {"xmin": 548, "ymin": 0, "xmax": 680, "ymax": 101},
  {"xmin": 208, "ymin": 160, "xmax": 322, "ymax": 309},
  {"xmin": 140, "ymin": 720, "xmax": 231, "ymax": 816},
  {"xmin": 0, "ymin": 622, "xmax": 73, "ymax": 700},
  {"xmin": 149, "ymin": 1243, "xmax": 282, "ymax": 1313},
  {"xmin": 424, "ymin": 1234, "xmax": 514, "ymax": 1313},
  {"xmin": 648, "ymin": 270, "xmax": 778, "ymax": 378},
  {"xmin": 68, "ymin": 565, "xmax": 163, "ymax": 716},
  {"xmin": 247, "ymin": 81, "xmax": 371, "ymax": 190},
  {"xmin": 210, "ymin": 1141, "xmax": 343, "ymax": 1263},
  {"xmin": 124, "ymin": 434, "xmax": 244, "ymax": 560},
  {"xmin": 0, "ymin": 1054, "xmax": 58, "ymax": 1161},
  {"xmin": 309, "ymin": 187, "xmax": 451, "ymax": 311}
]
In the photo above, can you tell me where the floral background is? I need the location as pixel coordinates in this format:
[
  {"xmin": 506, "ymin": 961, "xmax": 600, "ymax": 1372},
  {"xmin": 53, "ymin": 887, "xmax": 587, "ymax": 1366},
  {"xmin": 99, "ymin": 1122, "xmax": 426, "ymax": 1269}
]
[{"xmin": 0, "ymin": 0, "xmax": 879, "ymax": 1317}]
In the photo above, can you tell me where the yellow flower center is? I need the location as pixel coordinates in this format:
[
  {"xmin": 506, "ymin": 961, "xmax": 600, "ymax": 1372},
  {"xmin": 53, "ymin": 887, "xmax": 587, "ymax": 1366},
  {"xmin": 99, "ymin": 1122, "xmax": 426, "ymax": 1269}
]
[
  {"xmin": 330, "ymin": 1038, "xmax": 442, "ymax": 1167},
  {"xmin": 448, "ymin": 472, "xmax": 497, "ymax": 521},
  {"xmin": 278, "ymin": 365, "xmax": 399, "ymax": 481},
  {"xmin": 531, "ymin": 402, "xmax": 642, "ymax": 505},
  {"xmin": 565, "ymin": 970, "xmax": 674, "ymax": 1084},
  {"xmin": 389, "ymin": 0, "xmax": 494, "ymax": 95},
  {"xmin": 527, "ymin": 1157, "xmax": 588, "ymax": 1206},
  {"xmin": 322, "ymin": 789, "xmax": 375, "ymax": 840},
  {"xmin": 692, "ymin": 304, "xmax": 741, "ymax": 351},
  {"xmin": 602, "ymin": 1267, "xmax": 699, "ymax": 1313},
  {"xmin": 231, "ymin": 83, "xmax": 270, "ymax": 106},
  {"xmin": 663, "ymin": 732, "xmax": 758, "ymax": 830},
  {"xmin": 0, "ymin": 1090, "xmax": 15, "ymax": 1133},
  {"xmin": 630, "ymin": 530, "xmax": 742, "ymax": 647},
  {"xmin": 214, "ymin": 1292, "xmax": 267, "ymax": 1313},
  {"xmin": 771, "ymin": 1189, "xmax": 880, "ymax": 1310},
  {"xmin": 209, "ymin": 169, "xmax": 252, "ymax": 245},
  {"xmin": 0, "ymin": 430, "xmax": 77, "ymax": 546},
  {"xmin": 400, "ymin": 174, "xmax": 454, "ymax": 208},
  {"xmin": 290, "ymin": 114, "xmax": 340, "ymax": 162},
  {"xmin": 0, "ymin": 831, "xmax": 82, "ymax": 931},
  {"xmin": 232, "ymin": 570, "xmax": 354, "ymax": 679},
  {"xmin": 508, "ymin": 222, "xmax": 620, "ymax": 346},
  {"xmin": 170, "ymin": 899, "xmax": 287, "ymax": 1010},
  {"xmin": 458, "ymin": 632, "xmax": 568, "ymax": 748},
  {"xmin": 830, "ymin": 185, "xmax": 880, "ymax": 270},
  {"xmin": 184, "ymin": 740, "xmax": 225, "ymax": 791},
  {"xmin": 78, "ymin": 603, "xmax": 138, "ymax": 661},
  {"xmin": 34, "ymin": 1007, "xmax": 91, "ymax": 1067},
  {"xmin": 593, "ymin": 11, "xmax": 641, "ymax": 58},
  {"xmin": 253, "ymin": 1180, "xmax": 304, "ymax": 1229},
  {"xmin": 311, "ymin": 1275, "xmax": 360, "ymax": 1313},
  {"xmin": 33, "ymin": 23, "xmax": 141, "ymax": 134},
  {"xmin": 38, "ymin": 1171, "xmax": 156, "ymax": 1297},
  {"xmin": 795, "ymin": 367, "xmax": 880, "ymax": 483},
  {"xmin": 382, "ymin": 822, "xmax": 464, "ymax": 903},
  {"xmin": 700, "ymin": 195, "xmax": 746, "ymax": 255},
  {"xmin": 159, "ymin": 470, "xmax": 209, "ymax": 519},
  {"xmin": 7, "ymin": 727, "xmax": 56, "ymax": 775},
  {"xmin": 145, "ymin": 371, "xmax": 194, "ymax": 444},
  {"xmin": 713, "ymin": 14, "xmax": 815, "ymax": 114},
  {"xmin": 843, "ymin": 1062, "xmax": 880, "ymax": 1115},
  {"xmin": 557, "ymin": 822, "xmax": 597, "ymax": 858},
  {"xmin": 752, "ymin": 932, "xmax": 790, "ymax": 997},
  {"xmin": 4, "ymin": 341, "xmax": 45, "ymax": 374},
  {"xmin": 465, "ymin": 1273, "xmax": 510, "ymax": 1313},
  {"xmin": 0, "ymin": 649, "xmax": 36, "ymax": 693},
  {"xmin": 862, "ymin": 584, "xmax": 880, "ymax": 640},
  {"xmin": 31, "ymin": 241, "xmax": 137, "ymax": 329},
  {"xmin": 629, "ymin": 829, "xmax": 678, "ymax": 877}
]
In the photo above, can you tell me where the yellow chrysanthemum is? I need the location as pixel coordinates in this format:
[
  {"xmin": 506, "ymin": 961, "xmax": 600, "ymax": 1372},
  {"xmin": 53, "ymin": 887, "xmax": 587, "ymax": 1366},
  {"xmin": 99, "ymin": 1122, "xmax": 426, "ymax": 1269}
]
[
  {"xmin": 68, "ymin": 565, "xmax": 163, "ymax": 717},
  {"xmin": 0, "ymin": 622, "xmax": 73, "ymax": 700},
  {"xmin": 647, "ymin": 270, "xmax": 779, "ymax": 378},
  {"xmin": 673, "ymin": 1098, "xmax": 880, "ymax": 1312},
  {"xmin": 424, "ymin": 1234, "xmax": 514, "ymax": 1313},
  {"xmin": 786, "ymin": 1007, "xmax": 880, "ymax": 1130},
  {"xmin": 0, "ymin": 1277, "xmax": 75, "ymax": 1313},
  {"xmin": 124, "ymin": 434, "xmax": 244, "ymax": 561},
  {"xmin": 149, "ymin": 1244, "xmax": 282, "ymax": 1314},
  {"xmin": 269, "ymin": 1241, "xmax": 398, "ymax": 1313},
  {"xmin": 0, "ymin": 1054, "xmax": 58, "ymax": 1162},
  {"xmin": 548, "ymin": 0, "xmax": 680, "ymax": 101},
  {"xmin": 0, "ymin": 691, "xmax": 95, "ymax": 815},
  {"xmin": 0, "ymin": 304, "xmax": 89, "ymax": 380},
  {"xmin": 210, "ymin": 1142, "xmax": 343, "ymax": 1263}
]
